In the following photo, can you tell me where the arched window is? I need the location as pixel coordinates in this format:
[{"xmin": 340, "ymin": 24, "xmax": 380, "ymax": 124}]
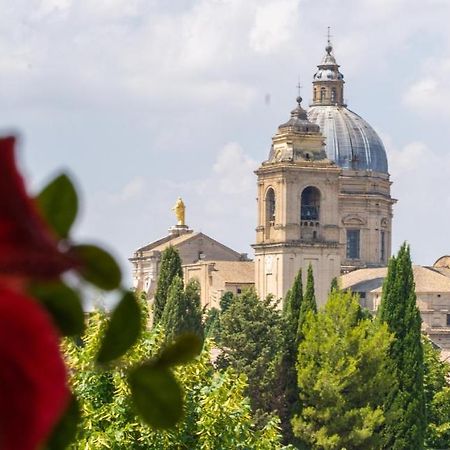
[
  {"xmin": 301, "ymin": 186, "xmax": 320, "ymax": 221},
  {"xmin": 265, "ymin": 188, "xmax": 276, "ymax": 225},
  {"xmin": 320, "ymin": 88, "xmax": 326, "ymax": 101},
  {"xmin": 331, "ymin": 87, "xmax": 336, "ymax": 103},
  {"xmin": 313, "ymin": 88, "xmax": 317, "ymax": 101}
]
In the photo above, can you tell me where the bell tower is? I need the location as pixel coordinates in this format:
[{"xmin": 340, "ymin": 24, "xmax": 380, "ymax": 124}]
[{"xmin": 253, "ymin": 97, "xmax": 342, "ymax": 305}]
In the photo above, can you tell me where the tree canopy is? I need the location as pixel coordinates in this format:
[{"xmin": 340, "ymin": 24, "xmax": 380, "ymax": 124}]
[
  {"xmin": 292, "ymin": 290, "xmax": 394, "ymax": 450},
  {"xmin": 378, "ymin": 243, "xmax": 426, "ymax": 450},
  {"xmin": 153, "ymin": 247, "xmax": 183, "ymax": 324}
]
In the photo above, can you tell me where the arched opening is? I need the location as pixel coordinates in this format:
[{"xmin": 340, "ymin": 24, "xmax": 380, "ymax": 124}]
[
  {"xmin": 331, "ymin": 87, "xmax": 336, "ymax": 103},
  {"xmin": 313, "ymin": 88, "xmax": 317, "ymax": 101},
  {"xmin": 265, "ymin": 188, "xmax": 276, "ymax": 225},
  {"xmin": 301, "ymin": 186, "xmax": 320, "ymax": 221},
  {"xmin": 320, "ymin": 87, "xmax": 326, "ymax": 101}
]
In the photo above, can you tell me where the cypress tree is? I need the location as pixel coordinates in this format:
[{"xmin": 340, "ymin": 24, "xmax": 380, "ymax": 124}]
[
  {"xmin": 379, "ymin": 243, "xmax": 426, "ymax": 449},
  {"xmin": 330, "ymin": 276, "xmax": 339, "ymax": 293},
  {"xmin": 299, "ymin": 264, "xmax": 317, "ymax": 336},
  {"xmin": 161, "ymin": 275, "xmax": 184, "ymax": 343},
  {"xmin": 153, "ymin": 246, "xmax": 183, "ymax": 325},
  {"xmin": 161, "ymin": 276, "xmax": 204, "ymax": 344},
  {"xmin": 183, "ymin": 279, "xmax": 204, "ymax": 341},
  {"xmin": 280, "ymin": 270, "xmax": 303, "ymax": 443}
]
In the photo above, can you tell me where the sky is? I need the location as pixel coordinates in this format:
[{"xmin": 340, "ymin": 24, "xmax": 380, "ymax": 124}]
[{"xmin": 2, "ymin": 0, "xmax": 450, "ymax": 285}]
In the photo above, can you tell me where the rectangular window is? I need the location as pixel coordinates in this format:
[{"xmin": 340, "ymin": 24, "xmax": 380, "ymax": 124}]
[
  {"xmin": 346, "ymin": 229, "xmax": 360, "ymax": 259},
  {"xmin": 381, "ymin": 231, "xmax": 386, "ymax": 262},
  {"xmin": 447, "ymin": 314, "xmax": 450, "ymax": 327}
]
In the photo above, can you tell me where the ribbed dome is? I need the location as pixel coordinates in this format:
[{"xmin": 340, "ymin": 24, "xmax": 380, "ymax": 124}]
[{"xmin": 307, "ymin": 105, "xmax": 388, "ymax": 173}]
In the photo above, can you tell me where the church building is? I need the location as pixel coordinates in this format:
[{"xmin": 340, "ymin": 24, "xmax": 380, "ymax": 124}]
[{"xmin": 253, "ymin": 40, "xmax": 395, "ymax": 305}]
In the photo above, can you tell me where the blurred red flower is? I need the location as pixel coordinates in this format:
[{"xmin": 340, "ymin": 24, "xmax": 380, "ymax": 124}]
[
  {"xmin": 0, "ymin": 287, "xmax": 69, "ymax": 450},
  {"xmin": 0, "ymin": 136, "xmax": 75, "ymax": 282},
  {"xmin": 0, "ymin": 136, "xmax": 76, "ymax": 449}
]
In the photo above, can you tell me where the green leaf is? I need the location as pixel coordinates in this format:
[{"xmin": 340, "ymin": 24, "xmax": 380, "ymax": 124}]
[
  {"xmin": 44, "ymin": 395, "xmax": 80, "ymax": 450},
  {"xmin": 37, "ymin": 173, "xmax": 78, "ymax": 238},
  {"xmin": 129, "ymin": 364, "xmax": 183, "ymax": 428},
  {"xmin": 72, "ymin": 244, "xmax": 121, "ymax": 291},
  {"xmin": 156, "ymin": 333, "xmax": 203, "ymax": 368},
  {"xmin": 96, "ymin": 291, "xmax": 141, "ymax": 364},
  {"xmin": 30, "ymin": 282, "xmax": 84, "ymax": 336}
]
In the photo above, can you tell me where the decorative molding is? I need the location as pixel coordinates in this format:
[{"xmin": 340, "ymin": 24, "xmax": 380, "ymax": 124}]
[{"xmin": 342, "ymin": 214, "xmax": 367, "ymax": 226}]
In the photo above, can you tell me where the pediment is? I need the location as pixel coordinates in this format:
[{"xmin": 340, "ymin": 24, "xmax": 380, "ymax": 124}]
[{"xmin": 342, "ymin": 214, "xmax": 367, "ymax": 226}]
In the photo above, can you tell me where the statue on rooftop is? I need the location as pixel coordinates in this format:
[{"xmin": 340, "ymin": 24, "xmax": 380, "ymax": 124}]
[{"xmin": 172, "ymin": 197, "xmax": 185, "ymax": 226}]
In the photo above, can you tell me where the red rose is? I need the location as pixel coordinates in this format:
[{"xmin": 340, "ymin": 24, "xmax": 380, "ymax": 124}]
[
  {"xmin": 0, "ymin": 136, "xmax": 76, "ymax": 281},
  {"xmin": 0, "ymin": 287, "xmax": 69, "ymax": 450}
]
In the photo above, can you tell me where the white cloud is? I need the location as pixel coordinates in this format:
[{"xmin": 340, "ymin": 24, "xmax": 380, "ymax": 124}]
[
  {"xmin": 384, "ymin": 136, "xmax": 450, "ymax": 264},
  {"xmin": 213, "ymin": 142, "xmax": 257, "ymax": 194},
  {"xmin": 403, "ymin": 59, "xmax": 450, "ymax": 117},
  {"xmin": 249, "ymin": 0, "xmax": 300, "ymax": 54},
  {"xmin": 108, "ymin": 176, "xmax": 147, "ymax": 204}
]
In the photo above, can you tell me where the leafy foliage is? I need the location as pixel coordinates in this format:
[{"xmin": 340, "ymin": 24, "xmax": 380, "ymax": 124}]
[
  {"xmin": 423, "ymin": 337, "xmax": 450, "ymax": 448},
  {"xmin": 292, "ymin": 290, "xmax": 394, "ymax": 450},
  {"xmin": 96, "ymin": 290, "xmax": 142, "ymax": 363},
  {"xmin": 153, "ymin": 246, "xmax": 183, "ymax": 325},
  {"xmin": 279, "ymin": 270, "xmax": 303, "ymax": 443},
  {"xmin": 161, "ymin": 276, "xmax": 204, "ymax": 344},
  {"xmin": 218, "ymin": 289, "xmax": 284, "ymax": 416},
  {"xmin": 63, "ymin": 297, "xmax": 288, "ymax": 448},
  {"xmin": 36, "ymin": 173, "xmax": 78, "ymax": 239},
  {"xmin": 378, "ymin": 243, "xmax": 426, "ymax": 449}
]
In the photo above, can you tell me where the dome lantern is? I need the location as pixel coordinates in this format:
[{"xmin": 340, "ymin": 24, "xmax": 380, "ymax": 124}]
[
  {"xmin": 311, "ymin": 33, "xmax": 345, "ymax": 107},
  {"xmin": 308, "ymin": 33, "xmax": 389, "ymax": 174}
]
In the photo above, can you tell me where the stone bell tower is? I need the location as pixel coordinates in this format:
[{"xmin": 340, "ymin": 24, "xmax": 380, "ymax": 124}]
[{"xmin": 253, "ymin": 96, "xmax": 342, "ymax": 306}]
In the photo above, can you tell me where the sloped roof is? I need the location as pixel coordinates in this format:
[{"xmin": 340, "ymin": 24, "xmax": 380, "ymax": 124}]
[
  {"xmin": 134, "ymin": 231, "xmax": 243, "ymax": 261},
  {"xmin": 210, "ymin": 261, "xmax": 255, "ymax": 284},
  {"xmin": 341, "ymin": 265, "xmax": 450, "ymax": 294},
  {"xmin": 135, "ymin": 231, "xmax": 195, "ymax": 253}
]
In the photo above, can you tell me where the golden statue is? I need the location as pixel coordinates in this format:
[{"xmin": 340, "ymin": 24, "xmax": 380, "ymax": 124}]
[{"xmin": 172, "ymin": 197, "xmax": 186, "ymax": 226}]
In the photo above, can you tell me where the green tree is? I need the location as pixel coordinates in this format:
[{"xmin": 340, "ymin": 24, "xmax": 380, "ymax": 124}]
[
  {"xmin": 63, "ymin": 298, "xmax": 288, "ymax": 449},
  {"xmin": 292, "ymin": 290, "xmax": 394, "ymax": 450},
  {"xmin": 220, "ymin": 291, "xmax": 235, "ymax": 312},
  {"xmin": 161, "ymin": 276, "xmax": 203, "ymax": 344},
  {"xmin": 298, "ymin": 264, "xmax": 317, "ymax": 338},
  {"xmin": 423, "ymin": 337, "xmax": 450, "ymax": 448},
  {"xmin": 378, "ymin": 243, "xmax": 426, "ymax": 449},
  {"xmin": 279, "ymin": 270, "xmax": 303, "ymax": 443},
  {"xmin": 183, "ymin": 278, "xmax": 204, "ymax": 340},
  {"xmin": 218, "ymin": 289, "xmax": 284, "ymax": 416},
  {"xmin": 204, "ymin": 307, "xmax": 220, "ymax": 339},
  {"xmin": 153, "ymin": 246, "xmax": 183, "ymax": 324},
  {"xmin": 329, "ymin": 276, "xmax": 339, "ymax": 293}
]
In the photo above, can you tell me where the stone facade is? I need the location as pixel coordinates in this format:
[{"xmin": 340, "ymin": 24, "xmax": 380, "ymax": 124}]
[
  {"xmin": 253, "ymin": 41, "xmax": 394, "ymax": 305},
  {"xmin": 340, "ymin": 264, "xmax": 450, "ymax": 349},
  {"xmin": 130, "ymin": 224, "xmax": 249, "ymax": 303},
  {"xmin": 184, "ymin": 260, "xmax": 254, "ymax": 309}
]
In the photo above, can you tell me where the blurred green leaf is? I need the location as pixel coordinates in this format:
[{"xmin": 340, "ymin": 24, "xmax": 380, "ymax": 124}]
[
  {"xmin": 30, "ymin": 282, "xmax": 84, "ymax": 336},
  {"xmin": 37, "ymin": 173, "xmax": 78, "ymax": 238},
  {"xmin": 96, "ymin": 291, "xmax": 141, "ymax": 364},
  {"xmin": 156, "ymin": 333, "xmax": 202, "ymax": 368},
  {"xmin": 44, "ymin": 395, "xmax": 80, "ymax": 450},
  {"xmin": 72, "ymin": 244, "xmax": 121, "ymax": 291},
  {"xmin": 129, "ymin": 365, "xmax": 183, "ymax": 428}
]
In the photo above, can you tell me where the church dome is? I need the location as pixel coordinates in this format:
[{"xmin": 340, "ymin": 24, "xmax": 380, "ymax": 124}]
[
  {"xmin": 307, "ymin": 40, "xmax": 388, "ymax": 174},
  {"xmin": 307, "ymin": 106, "xmax": 388, "ymax": 173}
]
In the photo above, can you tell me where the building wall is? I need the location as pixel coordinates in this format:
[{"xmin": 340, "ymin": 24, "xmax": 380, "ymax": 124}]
[
  {"xmin": 184, "ymin": 261, "xmax": 255, "ymax": 309},
  {"xmin": 339, "ymin": 170, "xmax": 394, "ymax": 270},
  {"xmin": 255, "ymin": 245, "xmax": 340, "ymax": 306},
  {"xmin": 254, "ymin": 162, "xmax": 342, "ymax": 305}
]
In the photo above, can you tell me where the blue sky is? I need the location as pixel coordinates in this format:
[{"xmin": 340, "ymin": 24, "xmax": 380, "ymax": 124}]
[{"xmin": 3, "ymin": 0, "xmax": 450, "ymax": 285}]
